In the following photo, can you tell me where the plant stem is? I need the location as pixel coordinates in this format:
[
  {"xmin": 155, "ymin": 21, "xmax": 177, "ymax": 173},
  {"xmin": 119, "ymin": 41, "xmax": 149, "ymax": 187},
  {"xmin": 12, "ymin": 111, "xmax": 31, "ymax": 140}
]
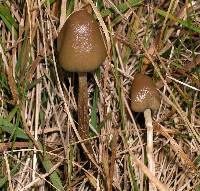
[
  {"xmin": 144, "ymin": 108, "xmax": 156, "ymax": 191},
  {"xmin": 78, "ymin": 72, "xmax": 91, "ymax": 153}
]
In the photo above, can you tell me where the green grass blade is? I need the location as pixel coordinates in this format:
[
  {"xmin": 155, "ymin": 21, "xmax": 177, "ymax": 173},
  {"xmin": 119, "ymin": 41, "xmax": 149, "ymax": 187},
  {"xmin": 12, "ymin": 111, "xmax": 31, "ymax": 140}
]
[
  {"xmin": 155, "ymin": 8, "xmax": 200, "ymax": 34},
  {"xmin": 0, "ymin": 4, "xmax": 18, "ymax": 39},
  {"xmin": 66, "ymin": 0, "xmax": 75, "ymax": 16},
  {"xmin": 45, "ymin": 0, "xmax": 55, "ymax": 5},
  {"xmin": 196, "ymin": 185, "xmax": 200, "ymax": 191},
  {"xmin": 90, "ymin": 85, "xmax": 99, "ymax": 135},
  {"xmin": 0, "ymin": 117, "xmax": 29, "ymax": 140},
  {"xmin": 0, "ymin": 162, "xmax": 20, "ymax": 188},
  {"xmin": 101, "ymin": 0, "xmax": 143, "ymax": 18},
  {"xmin": 90, "ymin": 68, "xmax": 101, "ymax": 135},
  {"xmin": 6, "ymin": 105, "xmax": 19, "ymax": 122},
  {"xmin": 39, "ymin": 148, "xmax": 64, "ymax": 191},
  {"xmin": 128, "ymin": 155, "xmax": 138, "ymax": 191}
]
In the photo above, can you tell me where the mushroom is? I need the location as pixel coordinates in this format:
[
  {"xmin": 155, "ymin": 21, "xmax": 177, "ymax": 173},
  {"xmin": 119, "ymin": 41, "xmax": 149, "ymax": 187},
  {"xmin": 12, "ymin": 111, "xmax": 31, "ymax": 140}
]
[
  {"xmin": 131, "ymin": 73, "xmax": 161, "ymax": 190},
  {"xmin": 57, "ymin": 10, "xmax": 107, "ymax": 153}
]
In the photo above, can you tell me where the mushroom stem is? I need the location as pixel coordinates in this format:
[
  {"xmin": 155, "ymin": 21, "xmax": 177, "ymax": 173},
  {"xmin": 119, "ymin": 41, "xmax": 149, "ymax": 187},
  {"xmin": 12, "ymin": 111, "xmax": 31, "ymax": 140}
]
[
  {"xmin": 144, "ymin": 108, "xmax": 156, "ymax": 191},
  {"xmin": 78, "ymin": 72, "xmax": 91, "ymax": 152}
]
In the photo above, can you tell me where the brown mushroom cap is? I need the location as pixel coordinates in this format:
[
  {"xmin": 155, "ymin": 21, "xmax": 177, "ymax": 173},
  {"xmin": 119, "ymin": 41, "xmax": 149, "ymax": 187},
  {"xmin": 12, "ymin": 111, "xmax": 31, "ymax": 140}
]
[
  {"xmin": 57, "ymin": 10, "xmax": 107, "ymax": 72},
  {"xmin": 131, "ymin": 73, "xmax": 161, "ymax": 112}
]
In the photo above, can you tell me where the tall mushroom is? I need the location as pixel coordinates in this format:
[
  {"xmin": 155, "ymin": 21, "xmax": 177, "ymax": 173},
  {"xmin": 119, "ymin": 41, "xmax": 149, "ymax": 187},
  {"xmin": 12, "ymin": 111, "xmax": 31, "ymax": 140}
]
[
  {"xmin": 131, "ymin": 73, "xmax": 161, "ymax": 191},
  {"xmin": 57, "ymin": 10, "xmax": 107, "ymax": 153}
]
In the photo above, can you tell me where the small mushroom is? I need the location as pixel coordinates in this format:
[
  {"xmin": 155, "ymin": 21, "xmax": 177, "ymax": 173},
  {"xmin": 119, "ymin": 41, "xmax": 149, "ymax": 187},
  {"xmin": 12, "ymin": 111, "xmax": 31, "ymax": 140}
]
[
  {"xmin": 131, "ymin": 73, "xmax": 161, "ymax": 190},
  {"xmin": 57, "ymin": 10, "xmax": 107, "ymax": 153},
  {"xmin": 131, "ymin": 73, "xmax": 160, "ymax": 113}
]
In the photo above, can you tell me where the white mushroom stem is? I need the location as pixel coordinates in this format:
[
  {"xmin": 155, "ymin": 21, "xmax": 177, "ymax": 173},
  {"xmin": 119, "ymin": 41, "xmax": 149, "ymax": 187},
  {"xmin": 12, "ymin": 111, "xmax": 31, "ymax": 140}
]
[{"xmin": 144, "ymin": 108, "xmax": 156, "ymax": 191}]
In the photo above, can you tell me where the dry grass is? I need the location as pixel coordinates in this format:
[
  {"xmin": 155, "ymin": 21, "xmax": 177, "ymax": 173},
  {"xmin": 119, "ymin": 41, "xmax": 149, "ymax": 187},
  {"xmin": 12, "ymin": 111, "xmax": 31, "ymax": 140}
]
[{"xmin": 0, "ymin": 0, "xmax": 200, "ymax": 190}]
